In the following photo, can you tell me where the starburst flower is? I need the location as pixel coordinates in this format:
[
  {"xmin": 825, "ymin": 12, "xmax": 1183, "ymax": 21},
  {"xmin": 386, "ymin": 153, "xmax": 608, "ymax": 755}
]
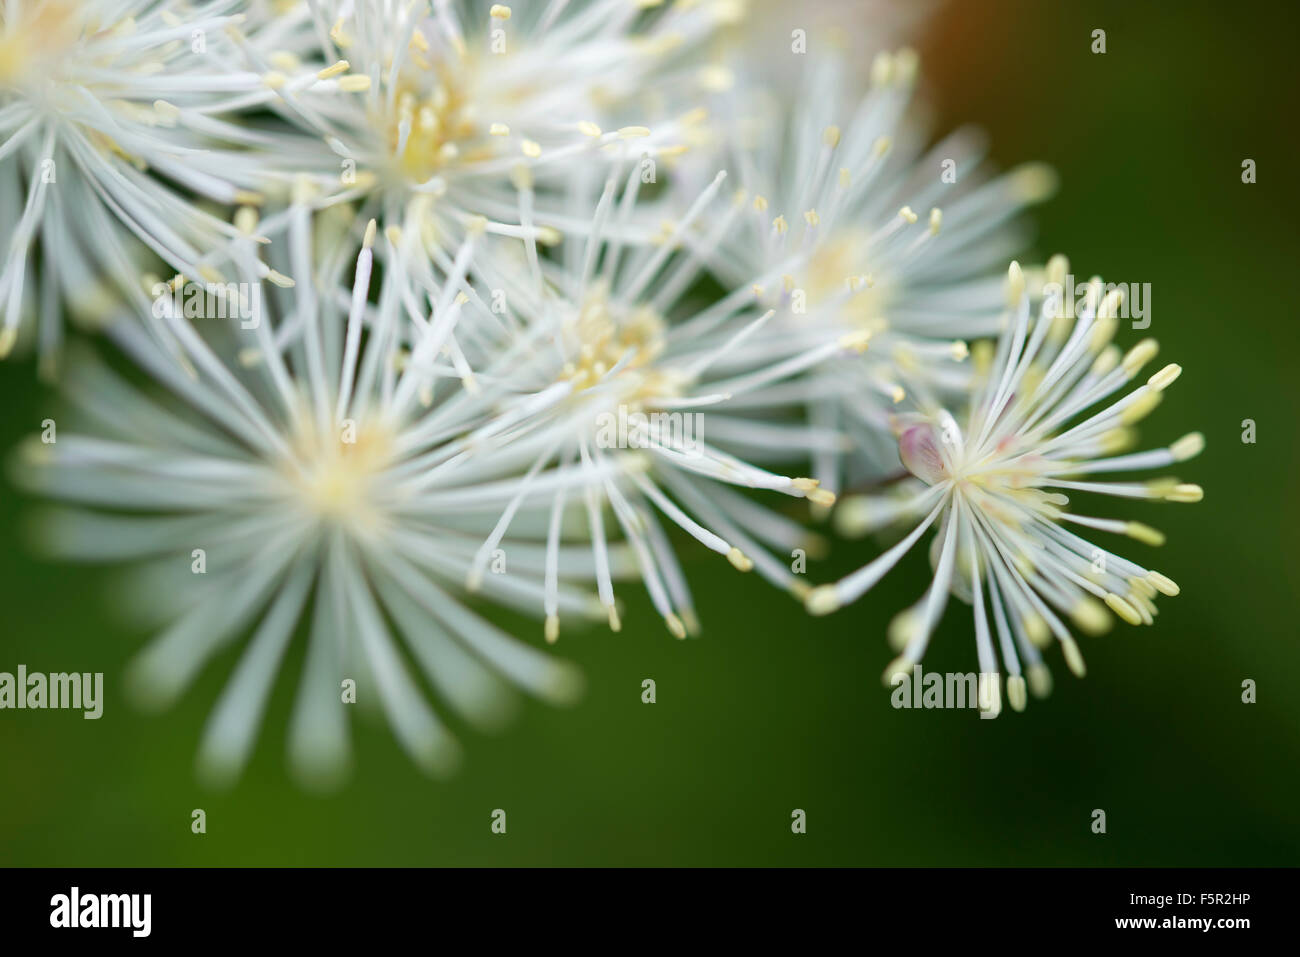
[
  {"xmin": 16, "ymin": 194, "xmax": 608, "ymax": 788},
  {"xmin": 0, "ymin": 0, "xmax": 280, "ymax": 369},
  {"xmin": 675, "ymin": 50, "xmax": 1057, "ymax": 493},
  {"xmin": 805, "ymin": 259, "xmax": 1204, "ymax": 713},
  {"xmin": 223, "ymin": 0, "xmax": 737, "ymax": 261},
  {"xmin": 451, "ymin": 157, "xmax": 865, "ymax": 639}
]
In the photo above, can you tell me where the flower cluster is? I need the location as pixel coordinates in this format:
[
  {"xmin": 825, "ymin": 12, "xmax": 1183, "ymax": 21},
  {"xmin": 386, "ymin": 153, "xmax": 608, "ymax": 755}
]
[{"xmin": 2, "ymin": 0, "xmax": 1201, "ymax": 784}]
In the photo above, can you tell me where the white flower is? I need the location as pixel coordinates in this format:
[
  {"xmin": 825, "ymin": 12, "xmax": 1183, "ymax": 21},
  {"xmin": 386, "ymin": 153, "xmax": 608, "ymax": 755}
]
[
  {"xmin": 227, "ymin": 0, "xmax": 736, "ymax": 257},
  {"xmin": 675, "ymin": 50, "xmax": 1057, "ymax": 492},
  {"xmin": 453, "ymin": 157, "xmax": 862, "ymax": 638},
  {"xmin": 0, "ymin": 0, "xmax": 277, "ymax": 368},
  {"xmin": 19, "ymin": 196, "xmax": 600, "ymax": 788},
  {"xmin": 806, "ymin": 259, "xmax": 1204, "ymax": 713}
]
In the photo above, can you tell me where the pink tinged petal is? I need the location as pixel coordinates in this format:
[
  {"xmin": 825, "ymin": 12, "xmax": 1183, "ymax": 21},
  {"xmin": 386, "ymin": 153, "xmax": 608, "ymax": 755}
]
[{"xmin": 899, "ymin": 424, "xmax": 949, "ymax": 486}]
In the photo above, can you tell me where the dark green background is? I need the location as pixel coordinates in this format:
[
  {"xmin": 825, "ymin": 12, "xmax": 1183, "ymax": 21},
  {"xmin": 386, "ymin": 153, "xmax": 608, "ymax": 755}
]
[{"xmin": 1, "ymin": 0, "xmax": 1296, "ymax": 865}]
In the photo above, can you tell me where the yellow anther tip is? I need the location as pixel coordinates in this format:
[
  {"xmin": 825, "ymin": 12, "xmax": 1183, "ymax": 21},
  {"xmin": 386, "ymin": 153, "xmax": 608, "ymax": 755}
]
[
  {"xmin": 805, "ymin": 585, "xmax": 841, "ymax": 617},
  {"xmin": 1104, "ymin": 593, "xmax": 1143, "ymax": 626}
]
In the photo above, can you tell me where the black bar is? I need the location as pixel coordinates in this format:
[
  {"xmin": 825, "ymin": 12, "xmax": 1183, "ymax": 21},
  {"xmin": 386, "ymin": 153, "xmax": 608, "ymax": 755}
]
[{"xmin": 0, "ymin": 867, "xmax": 1290, "ymax": 943}]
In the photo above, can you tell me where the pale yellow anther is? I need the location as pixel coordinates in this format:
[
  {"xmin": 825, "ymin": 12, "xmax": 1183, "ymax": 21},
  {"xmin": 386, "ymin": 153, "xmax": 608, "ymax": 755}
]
[
  {"xmin": 1099, "ymin": 427, "xmax": 1136, "ymax": 454},
  {"xmin": 362, "ymin": 218, "xmax": 377, "ymax": 249},
  {"xmin": 887, "ymin": 610, "xmax": 917, "ymax": 652},
  {"xmin": 1027, "ymin": 664, "xmax": 1053, "ymax": 699},
  {"xmin": 1170, "ymin": 431, "xmax": 1205, "ymax": 461},
  {"xmin": 577, "ymin": 121, "xmax": 602, "ymax": 137},
  {"xmin": 804, "ymin": 209, "xmax": 820, "ymax": 227},
  {"xmin": 262, "ymin": 71, "xmax": 288, "ymax": 89},
  {"xmin": 1166, "ymin": 483, "xmax": 1203, "ymax": 503},
  {"xmin": 1072, "ymin": 598, "xmax": 1111, "ymax": 636},
  {"xmin": 337, "ymin": 74, "xmax": 371, "ymax": 93},
  {"xmin": 510, "ymin": 163, "xmax": 533, "ymax": 191},
  {"xmin": 1006, "ymin": 260, "xmax": 1026, "ymax": 306},
  {"xmin": 1089, "ymin": 315, "xmax": 1119, "ymax": 352},
  {"xmin": 872, "ymin": 135, "xmax": 892, "ymax": 157},
  {"xmin": 928, "ymin": 207, "xmax": 942, "ymax": 235},
  {"xmin": 544, "ymin": 614, "xmax": 559, "ymax": 644},
  {"xmin": 233, "ymin": 206, "xmax": 259, "ymax": 236},
  {"xmin": 1011, "ymin": 162, "xmax": 1059, "ymax": 201},
  {"xmin": 837, "ymin": 331, "xmax": 872, "ymax": 354},
  {"xmin": 153, "ymin": 100, "xmax": 181, "ymax": 125},
  {"xmin": 823, "ymin": 125, "xmax": 841, "ymax": 148},
  {"xmin": 752, "ymin": 194, "xmax": 769, "ymax": 212},
  {"xmin": 890, "ymin": 385, "xmax": 905, "ymax": 404},
  {"xmin": 1146, "ymin": 572, "xmax": 1180, "ymax": 596},
  {"xmin": 329, "ymin": 17, "xmax": 352, "ymax": 47},
  {"xmin": 317, "ymin": 60, "xmax": 350, "ymax": 80},
  {"xmin": 606, "ymin": 604, "xmax": 622, "ymax": 632},
  {"xmin": 1148, "ymin": 363, "xmax": 1182, "ymax": 391},
  {"xmin": 726, "ymin": 547, "xmax": 754, "ymax": 572},
  {"xmin": 898, "ymin": 205, "xmax": 918, "ymax": 224},
  {"xmin": 1061, "ymin": 637, "xmax": 1086, "ymax": 678},
  {"xmin": 1091, "ymin": 344, "xmax": 1121, "ymax": 377},
  {"xmin": 870, "ymin": 51, "xmax": 894, "ymax": 87},
  {"xmin": 1024, "ymin": 613, "xmax": 1050, "ymax": 648},
  {"xmin": 519, "ymin": 139, "xmax": 541, "ymax": 158},
  {"xmin": 1121, "ymin": 338, "xmax": 1159, "ymax": 376},
  {"xmin": 489, "ymin": 4, "xmax": 512, "ymax": 19},
  {"xmin": 838, "ymin": 167, "xmax": 852, "ymax": 189},
  {"xmin": 1098, "ymin": 288, "xmax": 1125, "ymax": 321},
  {"xmin": 950, "ymin": 340, "xmax": 969, "ymax": 361},
  {"xmin": 1105, "ymin": 593, "xmax": 1143, "ymax": 626},
  {"xmin": 665, "ymin": 613, "xmax": 687, "ymax": 639},
  {"xmin": 266, "ymin": 270, "xmax": 295, "ymax": 288},
  {"xmin": 1128, "ymin": 577, "xmax": 1157, "ymax": 599},
  {"xmin": 617, "ymin": 125, "xmax": 650, "ymax": 139},
  {"xmin": 489, "ymin": 122, "xmax": 510, "ymax": 136},
  {"xmin": 1125, "ymin": 522, "xmax": 1165, "ymax": 547},
  {"xmin": 1120, "ymin": 389, "xmax": 1162, "ymax": 425},
  {"xmin": 880, "ymin": 655, "xmax": 913, "ymax": 688},
  {"xmin": 1007, "ymin": 675, "xmax": 1028, "ymax": 712},
  {"xmin": 1046, "ymin": 253, "xmax": 1069, "ymax": 288},
  {"xmin": 772, "ymin": 215, "xmax": 788, "ymax": 234},
  {"xmin": 806, "ymin": 585, "xmax": 842, "ymax": 617}
]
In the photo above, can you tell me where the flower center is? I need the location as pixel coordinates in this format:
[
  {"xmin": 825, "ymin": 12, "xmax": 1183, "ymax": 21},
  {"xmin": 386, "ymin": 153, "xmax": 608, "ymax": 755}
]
[{"xmin": 289, "ymin": 419, "xmax": 395, "ymax": 534}]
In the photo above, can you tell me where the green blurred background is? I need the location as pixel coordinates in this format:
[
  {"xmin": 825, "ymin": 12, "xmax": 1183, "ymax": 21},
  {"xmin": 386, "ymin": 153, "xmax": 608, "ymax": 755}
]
[{"xmin": 1, "ymin": 0, "xmax": 1296, "ymax": 866}]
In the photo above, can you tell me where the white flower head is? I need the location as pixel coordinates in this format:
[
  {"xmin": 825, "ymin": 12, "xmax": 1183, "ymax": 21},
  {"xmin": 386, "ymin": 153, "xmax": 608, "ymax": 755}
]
[
  {"xmin": 807, "ymin": 258, "xmax": 1204, "ymax": 714},
  {"xmin": 0, "ymin": 0, "xmax": 277, "ymax": 368},
  {"xmin": 676, "ymin": 50, "xmax": 1057, "ymax": 492},
  {"xmin": 456, "ymin": 155, "xmax": 867, "ymax": 638},
  {"xmin": 231, "ymin": 0, "xmax": 733, "ymax": 256},
  {"xmin": 18, "ymin": 198, "xmax": 600, "ymax": 789}
]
